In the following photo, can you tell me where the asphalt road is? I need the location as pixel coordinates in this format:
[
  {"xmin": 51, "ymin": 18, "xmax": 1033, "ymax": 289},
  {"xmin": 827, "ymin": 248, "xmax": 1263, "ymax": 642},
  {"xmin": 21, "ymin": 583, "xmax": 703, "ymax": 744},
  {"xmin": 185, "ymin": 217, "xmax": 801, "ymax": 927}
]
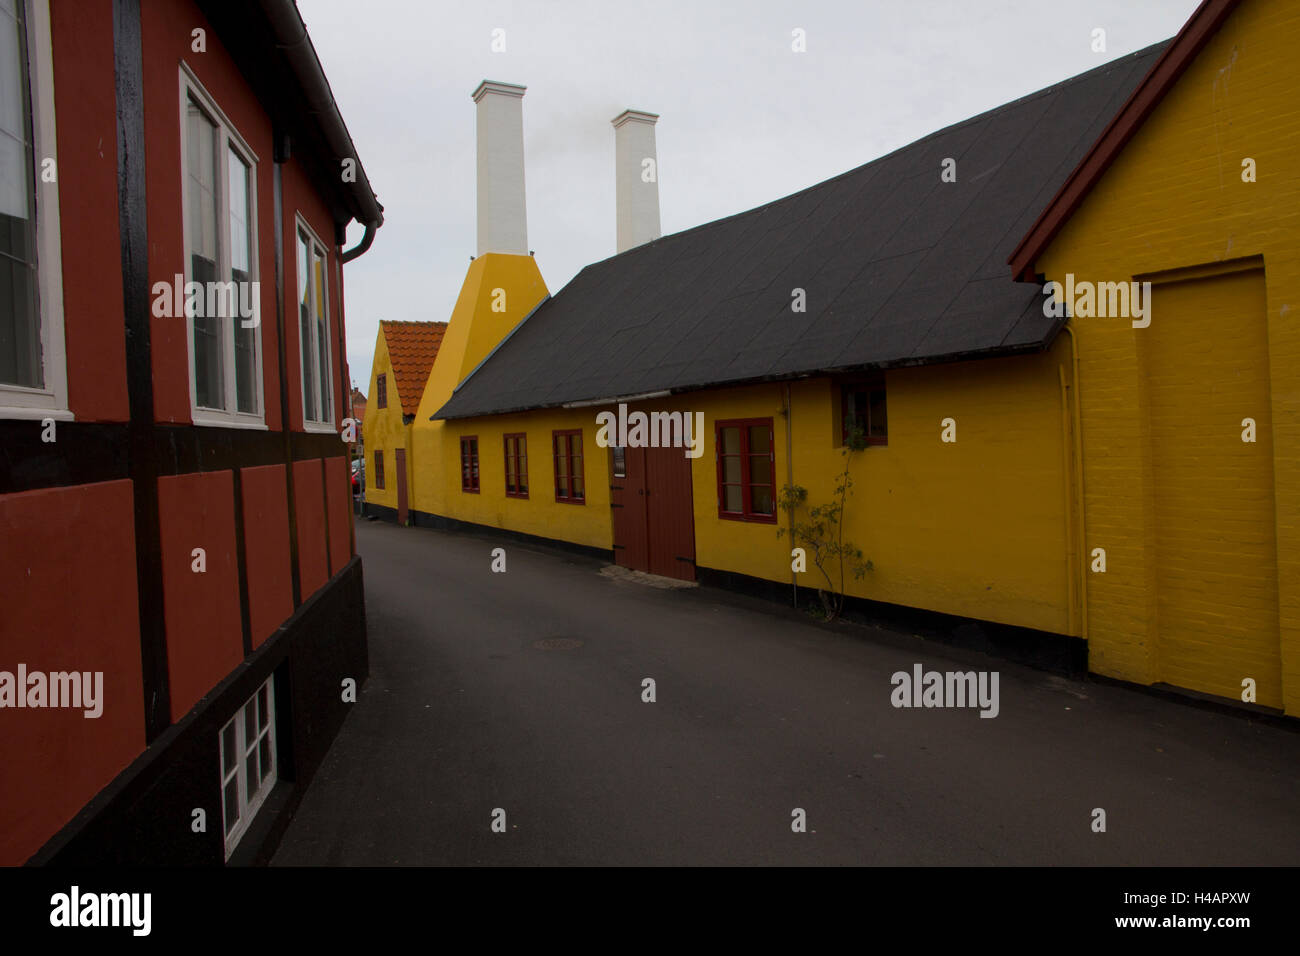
[{"xmin": 271, "ymin": 519, "xmax": 1300, "ymax": 866}]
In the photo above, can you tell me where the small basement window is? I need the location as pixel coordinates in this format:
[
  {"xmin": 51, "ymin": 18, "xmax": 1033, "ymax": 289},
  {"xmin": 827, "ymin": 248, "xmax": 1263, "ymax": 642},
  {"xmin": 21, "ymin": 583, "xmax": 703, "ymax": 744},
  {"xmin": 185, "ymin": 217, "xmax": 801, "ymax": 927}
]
[{"xmin": 220, "ymin": 676, "xmax": 277, "ymax": 859}]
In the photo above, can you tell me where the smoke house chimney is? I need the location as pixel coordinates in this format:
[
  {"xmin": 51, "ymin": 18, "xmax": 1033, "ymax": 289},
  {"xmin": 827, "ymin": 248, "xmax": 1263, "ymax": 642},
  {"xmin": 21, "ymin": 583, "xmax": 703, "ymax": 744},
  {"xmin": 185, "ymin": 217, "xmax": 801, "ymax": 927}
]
[
  {"xmin": 473, "ymin": 80, "xmax": 529, "ymax": 256},
  {"xmin": 612, "ymin": 109, "xmax": 661, "ymax": 254}
]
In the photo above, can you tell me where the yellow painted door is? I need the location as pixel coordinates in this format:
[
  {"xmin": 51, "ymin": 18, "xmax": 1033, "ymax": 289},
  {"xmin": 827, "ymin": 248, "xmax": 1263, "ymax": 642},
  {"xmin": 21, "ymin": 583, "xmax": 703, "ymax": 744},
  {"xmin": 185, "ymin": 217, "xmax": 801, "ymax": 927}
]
[{"xmin": 1144, "ymin": 267, "xmax": 1281, "ymax": 707}]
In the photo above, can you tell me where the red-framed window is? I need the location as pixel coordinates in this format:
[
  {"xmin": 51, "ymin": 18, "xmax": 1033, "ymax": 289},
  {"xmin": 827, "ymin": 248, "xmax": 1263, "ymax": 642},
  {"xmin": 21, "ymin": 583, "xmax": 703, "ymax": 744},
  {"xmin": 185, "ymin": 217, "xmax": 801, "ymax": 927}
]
[
  {"xmin": 460, "ymin": 436, "xmax": 479, "ymax": 493},
  {"xmin": 373, "ymin": 450, "xmax": 385, "ymax": 489},
  {"xmin": 716, "ymin": 418, "xmax": 776, "ymax": 522},
  {"xmin": 376, "ymin": 373, "xmax": 387, "ymax": 409},
  {"xmin": 553, "ymin": 430, "xmax": 585, "ymax": 503},
  {"xmin": 840, "ymin": 377, "xmax": 887, "ymax": 446},
  {"xmin": 504, "ymin": 433, "xmax": 528, "ymax": 498}
]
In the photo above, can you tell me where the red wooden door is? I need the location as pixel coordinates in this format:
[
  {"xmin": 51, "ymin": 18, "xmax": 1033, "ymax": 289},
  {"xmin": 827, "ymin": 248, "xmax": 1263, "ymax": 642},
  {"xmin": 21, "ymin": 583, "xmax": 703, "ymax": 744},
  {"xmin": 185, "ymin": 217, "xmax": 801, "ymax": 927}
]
[
  {"xmin": 644, "ymin": 444, "xmax": 695, "ymax": 581},
  {"xmin": 610, "ymin": 444, "xmax": 695, "ymax": 581},
  {"xmin": 610, "ymin": 446, "xmax": 649, "ymax": 571},
  {"xmin": 395, "ymin": 447, "xmax": 409, "ymax": 525}
]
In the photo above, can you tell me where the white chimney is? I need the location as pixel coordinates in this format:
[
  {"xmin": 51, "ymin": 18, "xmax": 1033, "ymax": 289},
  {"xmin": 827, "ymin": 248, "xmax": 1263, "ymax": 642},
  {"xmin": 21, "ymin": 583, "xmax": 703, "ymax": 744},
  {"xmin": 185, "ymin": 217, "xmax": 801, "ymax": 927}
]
[
  {"xmin": 612, "ymin": 109, "xmax": 661, "ymax": 254},
  {"xmin": 472, "ymin": 80, "xmax": 529, "ymax": 256}
]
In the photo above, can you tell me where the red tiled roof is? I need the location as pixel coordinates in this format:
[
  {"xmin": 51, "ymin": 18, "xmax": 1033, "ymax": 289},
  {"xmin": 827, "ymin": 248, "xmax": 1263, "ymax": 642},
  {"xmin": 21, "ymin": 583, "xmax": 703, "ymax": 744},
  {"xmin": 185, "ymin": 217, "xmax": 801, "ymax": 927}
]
[{"xmin": 379, "ymin": 320, "xmax": 447, "ymax": 416}]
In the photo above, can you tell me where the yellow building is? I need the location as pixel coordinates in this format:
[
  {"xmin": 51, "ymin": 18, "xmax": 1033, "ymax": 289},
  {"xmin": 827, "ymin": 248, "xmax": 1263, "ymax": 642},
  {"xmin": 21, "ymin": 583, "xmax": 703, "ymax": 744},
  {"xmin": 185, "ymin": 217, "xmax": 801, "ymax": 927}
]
[
  {"xmin": 1012, "ymin": 0, "xmax": 1299, "ymax": 713},
  {"xmin": 396, "ymin": 0, "xmax": 1298, "ymax": 718},
  {"xmin": 361, "ymin": 320, "xmax": 446, "ymax": 524}
]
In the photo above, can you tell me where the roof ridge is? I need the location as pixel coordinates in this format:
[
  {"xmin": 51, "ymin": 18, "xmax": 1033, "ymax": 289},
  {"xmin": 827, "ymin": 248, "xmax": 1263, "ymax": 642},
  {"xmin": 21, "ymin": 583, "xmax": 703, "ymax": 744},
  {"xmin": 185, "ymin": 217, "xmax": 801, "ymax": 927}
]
[{"xmin": 571, "ymin": 39, "xmax": 1173, "ymax": 277}]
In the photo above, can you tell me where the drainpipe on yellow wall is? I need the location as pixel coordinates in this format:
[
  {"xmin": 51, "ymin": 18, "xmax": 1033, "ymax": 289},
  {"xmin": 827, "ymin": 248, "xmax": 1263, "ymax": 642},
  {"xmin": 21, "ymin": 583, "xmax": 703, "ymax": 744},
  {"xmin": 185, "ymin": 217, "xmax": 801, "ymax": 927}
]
[
  {"xmin": 784, "ymin": 382, "xmax": 797, "ymax": 608},
  {"xmin": 1058, "ymin": 365, "xmax": 1076, "ymax": 637},
  {"xmin": 1060, "ymin": 324, "xmax": 1088, "ymax": 641}
]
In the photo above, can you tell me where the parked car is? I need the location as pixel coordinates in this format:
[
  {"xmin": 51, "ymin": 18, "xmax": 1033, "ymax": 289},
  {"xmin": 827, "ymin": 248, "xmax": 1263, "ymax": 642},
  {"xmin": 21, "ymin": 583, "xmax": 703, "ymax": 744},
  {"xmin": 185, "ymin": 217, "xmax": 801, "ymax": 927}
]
[{"xmin": 351, "ymin": 458, "xmax": 364, "ymax": 495}]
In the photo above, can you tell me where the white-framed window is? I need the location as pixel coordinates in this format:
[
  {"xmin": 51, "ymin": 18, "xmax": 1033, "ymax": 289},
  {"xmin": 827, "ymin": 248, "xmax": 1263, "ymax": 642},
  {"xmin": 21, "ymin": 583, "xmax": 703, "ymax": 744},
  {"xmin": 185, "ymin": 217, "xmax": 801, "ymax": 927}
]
[
  {"xmin": 219, "ymin": 676, "xmax": 277, "ymax": 859},
  {"xmin": 295, "ymin": 215, "xmax": 334, "ymax": 431},
  {"xmin": 0, "ymin": 0, "xmax": 70, "ymax": 421},
  {"xmin": 178, "ymin": 61, "xmax": 264, "ymax": 428}
]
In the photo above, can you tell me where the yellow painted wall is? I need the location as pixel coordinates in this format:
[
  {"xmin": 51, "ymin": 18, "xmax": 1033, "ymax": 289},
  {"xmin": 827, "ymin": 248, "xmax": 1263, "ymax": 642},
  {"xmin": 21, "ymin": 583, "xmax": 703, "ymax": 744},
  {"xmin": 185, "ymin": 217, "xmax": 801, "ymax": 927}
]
[
  {"xmin": 360, "ymin": 327, "xmax": 410, "ymax": 513},
  {"xmin": 411, "ymin": 253, "xmax": 550, "ymax": 522},
  {"xmin": 1035, "ymin": 0, "xmax": 1300, "ymax": 712},
  {"xmin": 421, "ymin": 342, "xmax": 1073, "ymax": 636},
  {"xmin": 423, "ymin": 408, "xmax": 612, "ymax": 550},
  {"xmin": 684, "ymin": 350, "xmax": 1072, "ymax": 635}
]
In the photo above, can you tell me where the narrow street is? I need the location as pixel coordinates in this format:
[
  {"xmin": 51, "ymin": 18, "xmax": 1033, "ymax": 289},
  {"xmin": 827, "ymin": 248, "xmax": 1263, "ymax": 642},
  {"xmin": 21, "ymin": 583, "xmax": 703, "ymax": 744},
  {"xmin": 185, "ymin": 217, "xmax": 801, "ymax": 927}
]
[{"xmin": 273, "ymin": 520, "xmax": 1300, "ymax": 866}]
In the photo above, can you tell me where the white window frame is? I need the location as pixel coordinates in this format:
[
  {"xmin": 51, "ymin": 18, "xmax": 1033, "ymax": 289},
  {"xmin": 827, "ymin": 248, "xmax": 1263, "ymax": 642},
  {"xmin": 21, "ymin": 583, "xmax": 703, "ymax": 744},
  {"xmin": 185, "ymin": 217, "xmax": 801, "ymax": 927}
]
[
  {"xmin": 0, "ymin": 0, "xmax": 70, "ymax": 421},
  {"xmin": 219, "ymin": 676, "xmax": 278, "ymax": 860},
  {"xmin": 295, "ymin": 214, "xmax": 336, "ymax": 433},
  {"xmin": 178, "ymin": 61, "xmax": 265, "ymax": 430}
]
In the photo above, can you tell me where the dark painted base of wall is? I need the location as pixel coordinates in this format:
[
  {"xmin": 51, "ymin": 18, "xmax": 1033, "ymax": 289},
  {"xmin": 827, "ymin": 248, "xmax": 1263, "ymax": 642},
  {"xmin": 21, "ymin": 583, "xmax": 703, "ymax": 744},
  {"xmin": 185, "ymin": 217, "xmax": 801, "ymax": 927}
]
[
  {"xmin": 362, "ymin": 501, "xmax": 615, "ymax": 565},
  {"xmin": 696, "ymin": 565, "xmax": 1089, "ymax": 678},
  {"xmin": 27, "ymin": 558, "xmax": 369, "ymax": 866}
]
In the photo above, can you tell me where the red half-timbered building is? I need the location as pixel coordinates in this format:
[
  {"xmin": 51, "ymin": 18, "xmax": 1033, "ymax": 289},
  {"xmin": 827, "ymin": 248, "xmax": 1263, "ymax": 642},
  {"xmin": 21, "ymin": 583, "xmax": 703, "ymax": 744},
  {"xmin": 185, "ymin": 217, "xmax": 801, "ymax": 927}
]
[{"xmin": 1, "ymin": 0, "xmax": 379, "ymax": 864}]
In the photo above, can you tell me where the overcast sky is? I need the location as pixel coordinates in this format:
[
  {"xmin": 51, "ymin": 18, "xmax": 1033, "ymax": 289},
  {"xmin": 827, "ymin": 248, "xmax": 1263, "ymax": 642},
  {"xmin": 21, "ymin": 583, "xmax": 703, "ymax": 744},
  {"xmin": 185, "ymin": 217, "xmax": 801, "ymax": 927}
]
[{"xmin": 296, "ymin": 0, "xmax": 1202, "ymax": 392}]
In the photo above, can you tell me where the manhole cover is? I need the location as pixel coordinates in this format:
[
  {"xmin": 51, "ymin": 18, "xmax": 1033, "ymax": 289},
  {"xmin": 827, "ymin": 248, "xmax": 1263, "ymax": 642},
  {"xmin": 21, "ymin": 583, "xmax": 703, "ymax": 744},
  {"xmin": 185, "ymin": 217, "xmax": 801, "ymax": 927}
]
[{"xmin": 532, "ymin": 637, "xmax": 584, "ymax": 651}]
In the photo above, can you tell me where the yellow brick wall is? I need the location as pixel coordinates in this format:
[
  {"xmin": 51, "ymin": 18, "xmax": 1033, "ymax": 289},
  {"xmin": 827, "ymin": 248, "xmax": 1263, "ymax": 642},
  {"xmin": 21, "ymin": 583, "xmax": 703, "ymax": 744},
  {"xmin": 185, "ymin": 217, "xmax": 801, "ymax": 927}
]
[{"xmin": 1035, "ymin": 0, "xmax": 1300, "ymax": 712}]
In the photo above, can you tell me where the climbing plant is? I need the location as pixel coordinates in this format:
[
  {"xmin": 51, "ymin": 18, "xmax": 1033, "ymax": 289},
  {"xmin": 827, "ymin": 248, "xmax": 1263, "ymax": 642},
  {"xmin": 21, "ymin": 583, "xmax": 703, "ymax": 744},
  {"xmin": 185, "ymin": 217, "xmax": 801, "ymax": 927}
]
[{"xmin": 777, "ymin": 419, "xmax": 873, "ymax": 621}]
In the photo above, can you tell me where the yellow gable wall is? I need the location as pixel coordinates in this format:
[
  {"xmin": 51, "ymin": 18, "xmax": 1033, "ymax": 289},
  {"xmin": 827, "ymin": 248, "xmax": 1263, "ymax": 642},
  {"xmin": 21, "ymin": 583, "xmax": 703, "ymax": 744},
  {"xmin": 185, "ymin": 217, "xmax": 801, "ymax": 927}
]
[
  {"xmin": 424, "ymin": 338, "xmax": 1073, "ymax": 637},
  {"xmin": 361, "ymin": 326, "xmax": 410, "ymax": 513},
  {"xmin": 1036, "ymin": 0, "xmax": 1300, "ymax": 711},
  {"xmin": 411, "ymin": 253, "xmax": 550, "ymax": 520}
]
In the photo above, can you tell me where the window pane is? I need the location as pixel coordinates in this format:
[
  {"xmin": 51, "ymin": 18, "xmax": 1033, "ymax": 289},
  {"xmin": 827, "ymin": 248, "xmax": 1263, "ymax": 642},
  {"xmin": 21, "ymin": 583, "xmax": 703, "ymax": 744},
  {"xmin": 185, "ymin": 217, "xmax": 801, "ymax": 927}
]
[
  {"xmin": 0, "ymin": 0, "xmax": 41, "ymax": 389},
  {"xmin": 723, "ymin": 485, "xmax": 742, "ymax": 512},
  {"xmin": 223, "ymin": 779, "xmax": 238, "ymax": 833},
  {"xmin": 721, "ymin": 427, "xmax": 740, "ymax": 455},
  {"xmin": 257, "ymin": 683, "xmax": 268, "ymax": 730},
  {"xmin": 748, "ymin": 425, "xmax": 770, "ymax": 454},
  {"xmin": 612, "ymin": 446, "xmax": 626, "ymax": 479},
  {"xmin": 313, "ymin": 248, "xmax": 329, "ymax": 420},
  {"xmin": 229, "ymin": 149, "xmax": 256, "ymax": 413},
  {"xmin": 868, "ymin": 388, "xmax": 887, "ymax": 438},
  {"xmin": 751, "ymin": 485, "xmax": 774, "ymax": 515},
  {"xmin": 221, "ymin": 721, "xmax": 236, "ymax": 774},
  {"xmin": 722, "ymin": 456, "xmax": 741, "ymax": 484},
  {"xmin": 243, "ymin": 700, "xmax": 255, "ymax": 744},
  {"xmin": 188, "ymin": 101, "xmax": 223, "ymax": 409},
  {"xmin": 297, "ymin": 234, "xmax": 316, "ymax": 422},
  {"xmin": 572, "ymin": 474, "xmax": 584, "ymax": 499},
  {"xmin": 245, "ymin": 751, "xmax": 259, "ymax": 802},
  {"xmin": 258, "ymin": 734, "xmax": 271, "ymax": 782},
  {"xmin": 748, "ymin": 455, "xmax": 770, "ymax": 484}
]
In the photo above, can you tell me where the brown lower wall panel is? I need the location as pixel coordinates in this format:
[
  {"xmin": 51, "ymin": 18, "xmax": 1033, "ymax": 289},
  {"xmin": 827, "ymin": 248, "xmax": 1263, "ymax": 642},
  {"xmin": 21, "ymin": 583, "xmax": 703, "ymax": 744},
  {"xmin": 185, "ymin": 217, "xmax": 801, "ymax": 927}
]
[
  {"xmin": 157, "ymin": 471, "xmax": 244, "ymax": 721},
  {"xmin": 0, "ymin": 479, "xmax": 145, "ymax": 865},
  {"xmin": 240, "ymin": 464, "xmax": 293, "ymax": 650},
  {"xmin": 325, "ymin": 455, "xmax": 351, "ymax": 574},
  {"xmin": 293, "ymin": 459, "xmax": 328, "ymax": 599}
]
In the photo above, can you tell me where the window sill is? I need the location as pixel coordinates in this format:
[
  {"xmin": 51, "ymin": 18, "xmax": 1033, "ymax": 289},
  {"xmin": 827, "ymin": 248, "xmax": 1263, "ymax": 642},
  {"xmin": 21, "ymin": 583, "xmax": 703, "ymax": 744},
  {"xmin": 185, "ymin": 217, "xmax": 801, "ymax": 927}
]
[
  {"xmin": 192, "ymin": 412, "xmax": 269, "ymax": 430},
  {"xmin": 0, "ymin": 404, "xmax": 74, "ymax": 422},
  {"xmin": 302, "ymin": 420, "xmax": 338, "ymax": 435},
  {"xmin": 555, "ymin": 497, "xmax": 586, "ymax": 505},
  {"xmin": 718, "ymin": 511, "xmax": 777, "ymax": 524}
]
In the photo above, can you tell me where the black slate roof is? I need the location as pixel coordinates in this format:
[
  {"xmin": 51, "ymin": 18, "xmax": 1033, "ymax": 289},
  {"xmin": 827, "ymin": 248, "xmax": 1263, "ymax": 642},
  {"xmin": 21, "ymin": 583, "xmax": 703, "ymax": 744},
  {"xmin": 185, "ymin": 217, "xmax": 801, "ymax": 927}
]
[{"xmin": 435, "ymin": 42, "xmax": 1167, "ymax": 420}]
